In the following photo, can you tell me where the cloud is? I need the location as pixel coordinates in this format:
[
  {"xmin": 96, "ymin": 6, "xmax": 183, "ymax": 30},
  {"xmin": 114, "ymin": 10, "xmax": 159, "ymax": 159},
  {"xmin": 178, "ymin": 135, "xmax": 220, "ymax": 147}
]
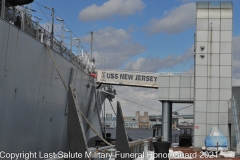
[
  {"xmin": 79, "ymin": 0, "xmax": 145, "ymax": 22},
  {"xmin": 232, "ymin": 36, "xmax": 240, "ymax": 85},
  {"xmin": 104, "ymin": 86, "xmax": 160, "ymax": 117},
  {"xmin": 112, "ymin": 36, "xmax": 240, "ymax": 116},
  {"xmin": 124, "ymin": 47, "xmax": 194, "ymax": 72},
  {"xmin": 148, "ymin": 3, "xmax": 196, "ymax": 34},
  {"xmin": 104, "ymin": 86, "xmax": 193, "ymax": 117},
  {"xmin": 80, "ymin": 27, "xmax": 146, "ymax": 69},
  {"xmin": 101, "ymin": 47, "xmax": 195, "ymax": 117}
]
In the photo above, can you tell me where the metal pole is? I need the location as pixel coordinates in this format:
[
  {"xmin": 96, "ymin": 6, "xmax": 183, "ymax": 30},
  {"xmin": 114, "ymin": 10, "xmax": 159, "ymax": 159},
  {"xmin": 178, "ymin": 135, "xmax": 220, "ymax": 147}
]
[
  {"xmin": 70, "ymin": 31, "xmax": 72, "ymax": 53},
  {"xmin": 34, "ymin": 16, "xmax": 41, "ymax": 39},
  {"xmin": 104, "ymin": 99, "xmax": 106, "ymax": 137},
  {"xmin": 36, "ymin": 20, "xmax": 39, "ymax": 40},
  {"xmin": 51, "ymin": 8, "xmax": 54, "ymax": 49},
  {"xmin": 56, "ymin": 17, "xmax": 64, "ymax": 53},
  {"xmin": 21, "ymin": 11, "xmax": 24, "ymax": 30},
  {"xmin": 169, "ymin": 102, "xmax": 172, "ymax": 142},
  {"xmin": 45, "ymin": 6, "xmax": 55, "ymax": 48},
  {"xmin": 60, "ymin": 20, "xmax": 64, "ymax": 54},
  {"xmin": 161, "ymin": 101, "xmax": 172, "ymax": 141},
  {"xmin": 90, "ymin": 31, "xmax": 93, "ymax": 61},
  {"xmin": 30, "ymin": 4, "xmax": 32, "ymax": 23},
  {"xmin": 77, "ymin": 40, "xmax": 80, "ymax": 55},
  {"xmin": 73, "ymin": 38, "xmax": 80, "ymax": 55},
  {"xmin": 1, "ymin": 0, "xmax": 5, "ymax": 19}
]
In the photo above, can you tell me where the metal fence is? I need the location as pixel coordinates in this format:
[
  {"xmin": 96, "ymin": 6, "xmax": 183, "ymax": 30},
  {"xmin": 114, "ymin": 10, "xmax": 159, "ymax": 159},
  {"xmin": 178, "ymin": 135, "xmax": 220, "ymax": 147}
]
[
  {"xmin": 88, "ymin": 137, "xmax": 158, "ymax": 159},
  {"xmin": 2, "ymin": 5, "xmax": 93, "ymax": 74}
]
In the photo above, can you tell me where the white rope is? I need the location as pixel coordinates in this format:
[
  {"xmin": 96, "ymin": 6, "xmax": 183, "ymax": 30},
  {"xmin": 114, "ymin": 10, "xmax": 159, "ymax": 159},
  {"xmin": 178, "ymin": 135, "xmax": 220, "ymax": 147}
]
[
  {"xmin": 45, "ymin": 43, "xmax": 69, "ymax": 91},
  {"xmin": 72, "ymin": 91, "xmax": 112, "ymax": 146},
  {"xmin": 44, "ymin": 43, "xmax": 112, "ymax": 146}
]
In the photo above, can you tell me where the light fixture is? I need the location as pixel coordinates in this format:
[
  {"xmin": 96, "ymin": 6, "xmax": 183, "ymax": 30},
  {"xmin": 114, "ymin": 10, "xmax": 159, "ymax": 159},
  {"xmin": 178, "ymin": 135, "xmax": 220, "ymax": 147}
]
[
  {"xmin": 63, "ymin": 28, "xmax": 70, "ymax": 32},
  {"xmin": 200, "ymin": 55, "xmax": 205, "ymax": 59},
  {"xmin": 45, "ymin": 6, "xmax": 53, "ymax": 10},
  {"xmin": 56, "ymin": 17, "xmax": 63, "ymax": 21}
]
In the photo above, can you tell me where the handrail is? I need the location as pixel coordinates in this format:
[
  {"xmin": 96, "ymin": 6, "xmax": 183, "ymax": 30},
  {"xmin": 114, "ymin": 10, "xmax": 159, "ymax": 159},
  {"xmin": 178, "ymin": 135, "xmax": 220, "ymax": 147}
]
[
  {"xmin": 2, "ymin": 6, "xmax": 94, "ymax": 74},
  {"xmin": 90, "ymin": 136, "xmax": 158, "ymax": 152},
  {"xmin": 87, "ymin": 137, "xmax": 158, "ymax": 159},
  {"xmin": 128, "ymin": 137, "xmax": 157, "ymax": 147}
]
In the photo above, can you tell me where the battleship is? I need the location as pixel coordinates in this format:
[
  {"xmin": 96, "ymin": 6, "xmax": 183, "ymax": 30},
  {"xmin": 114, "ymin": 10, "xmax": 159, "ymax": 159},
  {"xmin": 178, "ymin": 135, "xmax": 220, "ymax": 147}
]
[
  {"xmin": 1, "ymin": 0, "xmax": 240, "ymax": 160},
  {"xmin": 0, "ymin": 0, "xmax": 115, "ymax": 156}
]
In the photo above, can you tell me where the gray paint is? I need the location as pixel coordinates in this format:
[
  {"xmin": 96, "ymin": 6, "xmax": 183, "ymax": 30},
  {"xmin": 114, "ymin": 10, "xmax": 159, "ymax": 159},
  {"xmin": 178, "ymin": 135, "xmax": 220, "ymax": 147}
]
[
  {"xmin": 115, "ymin": 101, "xmax": 131, "ymax": 160},
  {"xmin": 0, "ymin": 18, "xmax": 110, "ymax": 155},
  {"xmin": 194, "ymin": 1, "xmax": 232, "ymax": 148},
  {"xmin": 158, "ymin": 74, "xmax": 194, "ymax": 102},
  {"xmin": 67, "ymin": 85, "xmax": 89, "ymax": 160},
  {"xmin": 161, "ymin": 101, "xmax": 172, "ymax": 142}
]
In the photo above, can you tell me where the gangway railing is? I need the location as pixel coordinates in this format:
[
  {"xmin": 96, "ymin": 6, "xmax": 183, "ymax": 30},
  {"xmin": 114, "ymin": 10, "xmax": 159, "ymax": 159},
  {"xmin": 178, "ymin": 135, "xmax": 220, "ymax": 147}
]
[
  {"xmin": 96, "ymin": 69, "xmax": 194, "ymax": 89},
  {"xmin": 88, "ymin": 137, "xmax": 158, "ymax": 159}
]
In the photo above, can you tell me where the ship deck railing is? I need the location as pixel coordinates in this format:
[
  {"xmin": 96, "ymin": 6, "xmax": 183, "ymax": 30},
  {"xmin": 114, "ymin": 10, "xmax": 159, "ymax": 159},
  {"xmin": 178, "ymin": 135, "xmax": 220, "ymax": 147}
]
[{"xmin": 1, "ymin": 5, "xmax": 93, "ymax": 74}]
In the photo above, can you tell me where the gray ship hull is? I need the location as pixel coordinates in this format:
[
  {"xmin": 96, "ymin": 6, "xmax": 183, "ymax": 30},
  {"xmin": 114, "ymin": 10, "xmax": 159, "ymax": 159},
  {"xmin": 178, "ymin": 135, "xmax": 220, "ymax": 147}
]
[{"xmin": 0, "ymin": 18, "xmax": 109, "ymax": 154}]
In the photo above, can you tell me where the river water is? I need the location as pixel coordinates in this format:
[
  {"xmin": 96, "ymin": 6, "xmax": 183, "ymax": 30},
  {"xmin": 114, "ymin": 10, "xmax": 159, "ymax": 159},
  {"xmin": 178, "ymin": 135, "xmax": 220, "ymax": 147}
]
[{"xmin": 104, "ymin": 128, "xmax": 190, "ymax": 143}]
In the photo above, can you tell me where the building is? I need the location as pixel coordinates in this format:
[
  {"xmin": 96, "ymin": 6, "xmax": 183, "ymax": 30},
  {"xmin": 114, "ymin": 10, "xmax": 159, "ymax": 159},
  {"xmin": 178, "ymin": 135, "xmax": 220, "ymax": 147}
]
[
  {"xmin": 123, "ymin": 118, "xmax": 138, "ymax": 128},
  {"xmin": 102, "ymin": 117, "xmax": 116, "ymax": 128},
  {"xmin": 101, "ymin": 114, "xmax": 137, "ymax": 128},
  {"xmin": 102, "ymin": 112, "xmax": 194, "ymax": 129},
  {"xmin": 106, "ymin": 113, "xmax": 112, "ymax": 120},
  {"xmin": 135, "ymin": 111, "xmax": 150, "ymax": 129}
]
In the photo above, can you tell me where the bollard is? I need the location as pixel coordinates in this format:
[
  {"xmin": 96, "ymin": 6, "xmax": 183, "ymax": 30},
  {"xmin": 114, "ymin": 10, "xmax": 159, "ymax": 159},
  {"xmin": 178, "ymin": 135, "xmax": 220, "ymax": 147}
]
[
  {"xmin": 153, "ymin": 138, "xmax": 171, "ymax": 160},
  {"xmin": 144, "ymin": 141, "xmax": 149, "ymax": 160}
]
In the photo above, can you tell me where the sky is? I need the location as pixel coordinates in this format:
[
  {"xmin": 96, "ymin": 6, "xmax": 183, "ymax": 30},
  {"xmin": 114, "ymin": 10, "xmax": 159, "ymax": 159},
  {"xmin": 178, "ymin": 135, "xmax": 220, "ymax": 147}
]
[{"xmin": 32, "ymin": 0, "xmax": 240, "ymax": 117}]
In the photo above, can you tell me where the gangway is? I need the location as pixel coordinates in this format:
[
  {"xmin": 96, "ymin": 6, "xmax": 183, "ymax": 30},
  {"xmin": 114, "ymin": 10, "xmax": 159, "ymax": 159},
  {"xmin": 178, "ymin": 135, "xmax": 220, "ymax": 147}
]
[
  {"xmin": 96, "ymin": 69, "xmax": 194, "ymax": 142},
  {"xmin": 96, "ymin": 70, "xmax": 193, "ymax": 90},
  {"xmin": 96, "ymin": 70, "xmax": 159, "ymax": 88},
  {"xmin": 95, "ymin": 1, "xmax": 233, "ymax": 150}
]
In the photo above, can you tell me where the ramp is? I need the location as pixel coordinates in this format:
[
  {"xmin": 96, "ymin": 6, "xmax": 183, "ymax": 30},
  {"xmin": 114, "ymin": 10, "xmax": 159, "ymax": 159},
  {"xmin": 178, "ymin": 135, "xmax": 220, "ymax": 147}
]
[{"xmin": 96, "ymin": 70, "xmax": 159, "ymax": 88}]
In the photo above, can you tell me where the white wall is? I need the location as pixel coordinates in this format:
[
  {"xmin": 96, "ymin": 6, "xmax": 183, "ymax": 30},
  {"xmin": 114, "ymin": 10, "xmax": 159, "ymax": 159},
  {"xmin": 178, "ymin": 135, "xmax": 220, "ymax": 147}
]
[{"xmin": 194, "ymin": 1, "xmax": 232, "ymax": 148}]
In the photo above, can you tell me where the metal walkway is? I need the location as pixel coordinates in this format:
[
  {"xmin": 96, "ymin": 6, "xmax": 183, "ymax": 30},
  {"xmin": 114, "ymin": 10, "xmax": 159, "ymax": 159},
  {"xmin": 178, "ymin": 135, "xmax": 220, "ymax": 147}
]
[{"xmin": 96, "ymin": 70, "xmax": 159, "ymax": 88}]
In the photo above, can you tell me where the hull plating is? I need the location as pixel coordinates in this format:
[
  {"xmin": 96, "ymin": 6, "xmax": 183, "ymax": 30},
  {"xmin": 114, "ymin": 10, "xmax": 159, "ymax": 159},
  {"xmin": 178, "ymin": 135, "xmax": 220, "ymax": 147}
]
[{"xmin": 0, "ymin": 18, "xmax": 104, "ymax": 153}]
